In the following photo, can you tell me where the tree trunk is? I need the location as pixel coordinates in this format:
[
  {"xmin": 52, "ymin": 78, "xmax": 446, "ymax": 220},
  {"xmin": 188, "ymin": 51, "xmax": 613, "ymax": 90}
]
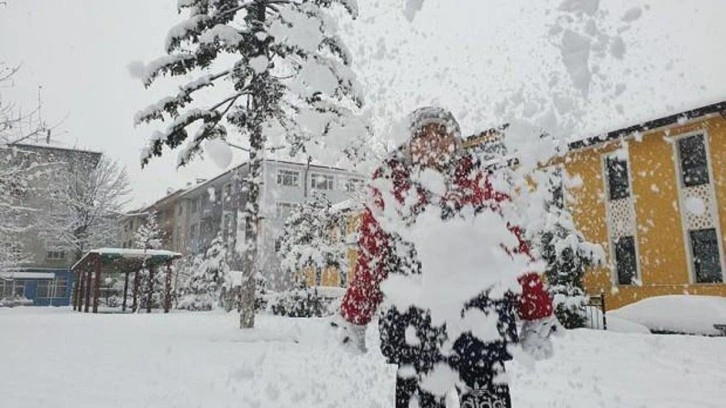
[
  {"xmin": 163, "ymin": 262, "xmax": 172, "ymax": 313},
  {"xmin": 122, "ymin": 272, "xmax": 129, "ymax": 312},
  {"xmin": 77, "ymin": 271, "xmax": 86, "ymax": 312},
  {"xmin": 147, "ymin": 266, "xmax": 155, "ymax": 313},
  {"xmin": 84, "ymin": 267, "xmax": 92, "ymax": 313},
  {"xmin": 238, "ymin": 1, "xmax": 268, "ymax": 330},
  {"xmin": 132, "ymin": 270, "xmax": 140, "ymax": 313},
  {"xmin": 92, "ymin": 259, "xmax": 101, "ymax": 313}
]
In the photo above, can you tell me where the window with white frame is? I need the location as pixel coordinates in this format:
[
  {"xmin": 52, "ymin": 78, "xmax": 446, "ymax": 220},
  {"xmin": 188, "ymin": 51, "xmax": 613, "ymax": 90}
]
[
  {"xmin": 344, "ymin": 177, "xmax": 364, "ymax": 192},
  {"xmin": 54, "ymin": 277, "xmax": 68, "ymax": 298},
  {"xmin": 1, "ymin": 280, "xmax": 26, "ymax": 298},
  {"xmin": 277, "ymin": 169, "xmax": 300, "ymax": 187},
  {"xmin": 275, "ymin": 202, "xmax": 296, "ymax": 220},
  {"xmin": 677, "ymin": 134, "xmax": 710, "ymax": 187},
  {"xmin": 603, "ymin": 151, "xmax": 639, "ymax": 285},
  {"xmin": 0, "ymin": 280, "xmax": 13, "ymax": 298},
  {"xmin": 689, "ymin": 229, "xmax": 722, "ymax": 283},
  {"xmin": 613, "ymin": 236, "xmax": 638, "ymax": 285},
  {"xmin": 224, "ymin": 183, "xmax": 232, "ymax": 201},
  {"xmin": 223, "ymin": 213, "xmax": 234, "ymax": 234},
  {"xmin": 605, "ymin": 156, "xmax": 630, "ymax": 200},
  {"xmin": 47, "ymin": 250, "xmax": 66, "ymax": 260},
  {"xmin": 311, "ymin": 173, "xmax": 334, "ymax": 190},
  {"xmin": 674, "ymin": 133, "xmax": 723, "ymax": 283},
  {"xmin": 36, "ymin": 277, "xmax": 67, "ymax": 299}
]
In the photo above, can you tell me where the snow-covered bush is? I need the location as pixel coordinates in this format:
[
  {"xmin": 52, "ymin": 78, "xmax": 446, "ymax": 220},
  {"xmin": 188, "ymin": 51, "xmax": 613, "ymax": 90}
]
[
  {"xmin": 276, "ymin": 193, "xmax": 349, "ymax": 287},
  {"xmin": 266, "ymin": 287, "xmax": 342, "ymax": 318},
  {"xmin": 178, "ymin": 236, "xmax": 230, "ymax": 311},
  {"xmin": 0, "ymin": 295, "xmax": 33, "ymax": 307},
  {"xmin": 536, "ymin": 170, "xmax": 605, "ymax": 329}
]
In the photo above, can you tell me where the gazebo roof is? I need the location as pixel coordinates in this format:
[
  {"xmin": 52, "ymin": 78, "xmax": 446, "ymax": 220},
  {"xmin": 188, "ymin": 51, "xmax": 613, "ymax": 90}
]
[{"xmin": 72, "ymin": 248, "xmax": 182, "ymax": 274}]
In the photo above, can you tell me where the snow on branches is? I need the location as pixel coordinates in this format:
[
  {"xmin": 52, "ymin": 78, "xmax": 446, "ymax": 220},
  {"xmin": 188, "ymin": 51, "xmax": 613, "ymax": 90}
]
[
  {"xmin": 135, "ymin": 0, "xmax": 366, "ymax": 168},
  {"xmin": 136, "ymin": 0, "xmax": 367, "ymax": 328},
  {"xmin": 38, "ymin": 155, "xmax": 131, "ymax": 262}
]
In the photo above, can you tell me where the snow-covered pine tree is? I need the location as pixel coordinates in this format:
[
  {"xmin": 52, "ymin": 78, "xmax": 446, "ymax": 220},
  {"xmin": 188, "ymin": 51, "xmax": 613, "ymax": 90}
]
[
  {"xmin": 538, "ymin": 169, "xmax": 604, "ymax": 329},
  {"xmin": 135, "ymin": 0, "xmax": 364, "ymax": 328},
  {"xmin": 276, "ymin": 193, "xmax": 347, "ymax": 288},
  {"xmin": 178, "ymin": 235, "xmax": 230, "ymax": 311},
  {"xmin": 133, "ymin": 211, "xmax": 164, "ymax": 250},
  {"xmin": 133, "ymin": 211, "xmax": 166, "ymax": 310}
]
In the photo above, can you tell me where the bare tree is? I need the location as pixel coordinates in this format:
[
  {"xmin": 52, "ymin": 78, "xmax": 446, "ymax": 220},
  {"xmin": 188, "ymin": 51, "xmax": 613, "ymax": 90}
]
[
  {"xmin": 0, "ymin": 62, "xmax": 52, "ymax": 271},
  {"xmin": 39, "ymin": 155, "xmax": 131, "ymax": 262}
]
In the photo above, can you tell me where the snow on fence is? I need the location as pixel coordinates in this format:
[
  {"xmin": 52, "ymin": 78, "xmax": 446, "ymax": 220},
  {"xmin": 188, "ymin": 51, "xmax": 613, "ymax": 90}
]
[{"xmin": 585, "ymin": 292, "xmax": 607, "ymax": 330}]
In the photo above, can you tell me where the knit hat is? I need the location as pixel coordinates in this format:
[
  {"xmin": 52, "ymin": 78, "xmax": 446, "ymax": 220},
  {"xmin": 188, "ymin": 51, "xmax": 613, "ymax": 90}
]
[{"xmin": 406, "ymin": 106, "xmax": 462, "ymax": 139}]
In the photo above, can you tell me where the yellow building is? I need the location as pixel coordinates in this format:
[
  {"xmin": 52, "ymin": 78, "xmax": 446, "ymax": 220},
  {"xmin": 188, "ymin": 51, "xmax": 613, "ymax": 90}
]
[
  {"xmin": 563, "ymin": 101, "xmax": 726, "ymax": 309},
  {"xmin": 305, "ymin": 101, "xmax": 726, "ymax": 311}
]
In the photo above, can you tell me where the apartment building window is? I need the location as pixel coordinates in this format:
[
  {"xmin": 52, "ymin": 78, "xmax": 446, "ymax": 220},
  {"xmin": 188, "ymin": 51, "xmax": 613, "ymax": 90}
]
[
  {"xmin": 605, "ymin": 156, "xmax": 630, "ymax": 200},
  {"xmin": 177, "ymin": 205, "xmax": 183, "ymax": 216},
  {"xmin": 224, "ymin": 183, "xmax": 232, "ymax": 201},
  {"xmin": 190, "ymin": 224, "xmax": 198, "ymax": 241},
  {"xmin": 614, "ymin": 236, "xmax": 637, "ymax": 285},
  {"xmin": 677, "ymin": 134, "xmax": 709, "ymax": 187},
  {"xmin": 689, "ymin": 229, "xmax": 723, "ymax": 283},
  {"xmin": 47, "ymin": 250, "xmax": 66, "ymax": 260},
  {"xmin": 275, "ymin": 202, "xmax": 296, "ymax": 220},
  {"xmin": 311, "ymin": 174, "xmax": 334, "ymax": 190},
  {"xmin": 223, "ymin": 213, "xmax": 234, "ymax": 234},
  {"xmin": 603, "ymin": 151, "xmax": 639, "ymax": 286},
  {"xmin": 277, "ymin": 170, "xmax": 300, "ymax": 187},
  {"xmin": 344, "ymin": 177, "xmax": 364, "ymax": 192},
  {"xmin": 191, "ymin": 198, "xmax": 198, "ymax": 214}
]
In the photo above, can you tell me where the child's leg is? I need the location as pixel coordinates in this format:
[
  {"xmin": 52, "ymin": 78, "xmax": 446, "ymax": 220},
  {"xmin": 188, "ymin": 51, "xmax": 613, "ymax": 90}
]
[{"xmin": 396, "ymin": 376, "xmax": 417, "ymax": 408}]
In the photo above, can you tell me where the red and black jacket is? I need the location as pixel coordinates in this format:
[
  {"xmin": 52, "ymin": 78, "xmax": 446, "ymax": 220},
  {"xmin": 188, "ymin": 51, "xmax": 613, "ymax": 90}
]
[{"xmin": 340, "ymin": 154, "xmax": 553, "ymax": 328}]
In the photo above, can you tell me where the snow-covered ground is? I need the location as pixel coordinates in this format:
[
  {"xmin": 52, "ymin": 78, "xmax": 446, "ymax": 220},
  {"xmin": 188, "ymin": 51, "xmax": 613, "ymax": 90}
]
[{"xmin": 2, "ymin": 308, "xmax": 725, "ymax": 408}]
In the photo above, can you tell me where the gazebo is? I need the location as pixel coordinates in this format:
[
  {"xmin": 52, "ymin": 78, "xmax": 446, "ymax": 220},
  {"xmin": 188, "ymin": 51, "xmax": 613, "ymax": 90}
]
[{"xmin": 71, "ymin": 248, "xmax": 182, "ymax": 314}]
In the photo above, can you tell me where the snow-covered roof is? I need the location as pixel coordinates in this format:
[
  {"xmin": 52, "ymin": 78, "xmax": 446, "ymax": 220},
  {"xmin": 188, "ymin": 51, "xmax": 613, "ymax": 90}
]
[
  {"xmin": 10, "ymin": 140, "xmax": 102, "ymax": 156},
  {"xmin": 89, "ymin": 248, "xmax": 181, "ymax": 258},
  {"xmin": 310, "ymin": 286, "xmax": 346, "ymax": 298},
  {"xmin": 329, "ymin": 198, "xmax": 362, "ymax": 214},
  {"xmin": 0, "ymin": 271, "xmax": 55, "ymax": 280},
  {"xmin": 72, "ymin": 248, "xmax": 182, "ymax": 272}
]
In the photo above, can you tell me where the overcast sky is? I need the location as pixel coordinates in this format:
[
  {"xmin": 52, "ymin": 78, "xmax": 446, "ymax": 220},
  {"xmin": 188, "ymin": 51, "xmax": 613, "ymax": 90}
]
[{"xmin": 2, "ymin": 0, "xmax": 725, "ymax": 208}]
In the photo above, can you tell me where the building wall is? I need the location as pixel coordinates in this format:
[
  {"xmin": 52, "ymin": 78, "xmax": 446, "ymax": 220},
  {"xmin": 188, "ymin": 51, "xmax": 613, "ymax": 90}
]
[
  {"xmin": 3, "ymin": 144, "xmax": 101, "ymax": 269},
  {"xmin": 259, "ymin": 160, "xmax": 363, "ymax": 290},
  {"xmin": 119, "ymin": 160, "xmax": 362, "ymax": 291},
  {"xmin": 566, "ymin": 115, "xmax": 726, "ymax": 309}
]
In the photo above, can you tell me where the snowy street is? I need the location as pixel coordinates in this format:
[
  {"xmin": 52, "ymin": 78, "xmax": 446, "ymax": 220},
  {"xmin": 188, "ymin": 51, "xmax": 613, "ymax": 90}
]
[{"xmin": 2, "ymin": 308, "xmax": 724, "ymax": 408}]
